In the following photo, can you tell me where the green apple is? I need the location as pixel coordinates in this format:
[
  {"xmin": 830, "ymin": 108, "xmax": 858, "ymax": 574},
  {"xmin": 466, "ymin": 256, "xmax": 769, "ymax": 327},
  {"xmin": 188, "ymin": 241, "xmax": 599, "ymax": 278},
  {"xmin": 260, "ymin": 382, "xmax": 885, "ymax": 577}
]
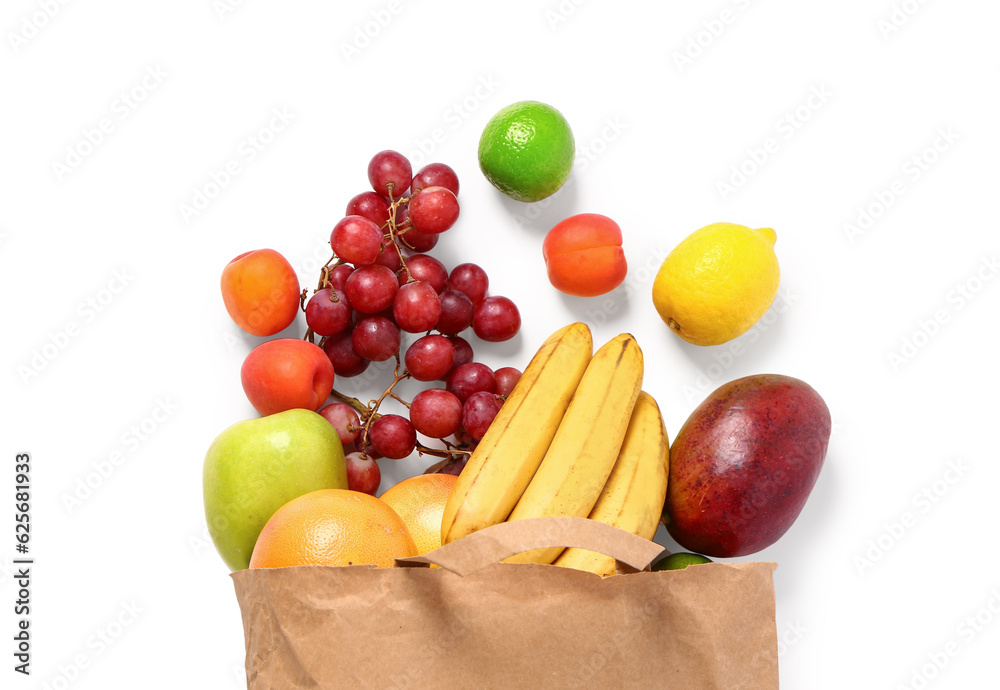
[{"xmin": 203, "ymin": 408, "xmax": 348, "ymax": 571}]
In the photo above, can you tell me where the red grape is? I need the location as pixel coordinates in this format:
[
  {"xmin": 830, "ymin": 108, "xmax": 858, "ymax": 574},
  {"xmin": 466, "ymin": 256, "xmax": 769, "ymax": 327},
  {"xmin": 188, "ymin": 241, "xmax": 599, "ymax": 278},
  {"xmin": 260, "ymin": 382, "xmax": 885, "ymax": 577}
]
[
  {"xmin": 318, "ymin": 402, "xmax": 362, "ymax": 445},
  {"xmin": 473, "ymin": 296, "xmax": 520, "ymax": 342},
  {"xmin": 373, "ymin": 305, "xmax": 398, "ymax": 324},
  {"xmin": 369, "ymin": 414, "xmax": 416, "ymax": 459},
  {"xmin": 409, "ymin": 388, "xmax": 462, "ymax": 439},
  {"xmin": 393, "ymin": 281, "xmax": 441, "ymax": 333},
  {"xmin": 462, "ymin": 391, "xmax": 503, "ymax": 440},
  {"xmin": 351, "ymin": 315, "xmax": 400, "ymax": 362},
  {"xmin": 408, "ymin": 186, "xmax": 459, "ymax": 234},
  {"xmin": 354, "ymin": 438, "xmax": 384, "ymax": 463},
  {"xmin": 404, "ymin": 334, "xmax": 456, "ymax": 381},
  {"xmin": 453, "ymin": 428, "xmax": 479, "ymax": 448},
  {"xmin": 400, "ymin": 254, "xmax": 448, "ymax": 292},
  {"xmin": 448, "ymin": 336, "xmax": 474, "ymax": 370},
  {"xmin": 345, "ymin": 191, "xmax": 390, "ymax": 228},
  {"xmin": 494, "ymin": 367, "xmax": 523, "ymax": 397},
  {"xmin": 434, "ymin": 454, "xmax": 470, "ymax": 476},
  {"xmin": 344, "ymin": 451, "xmax": 381, "ymax": 495},
  {"xmin": 411, "ymin": 162, "xmax": 459, "ymax": 196},
  {"xmin": 322, "ymin": 329, "xmax": 370, "ymax": 378},
  {"xmin": 345, "ymin": 264, "xmax": 398, "ymax": 314},
  {"xmin": 368, "ymin": 150, "xmax": 412, "ymax": 199},
  {"xmin": 399, "ymin": 226, "xmax": 439, "ymax": 252},
  {"xmin": 446, "ymin": 362, "xmax": 496, "ymax": 403},
  {"xmin": 373, "ymin": 237, "xmax": 403, "ymax": 272},
  {"xmin": 330, "ymin": 215, "xmax": 382, "ymax": 266},
  {"xmin": 448, "ymin": 263, "xmax": 489, "ymax": 306},
  {"xmin": 436, "ymin": 289, "xmax": 474, "ymax": 335},
  {"xmin": 305, "ymin": 287, "xmax": 352, "ymax": 336},
  {"xmin": 327, "ymin": 263, "xmax": 354, "ymax": 291}
]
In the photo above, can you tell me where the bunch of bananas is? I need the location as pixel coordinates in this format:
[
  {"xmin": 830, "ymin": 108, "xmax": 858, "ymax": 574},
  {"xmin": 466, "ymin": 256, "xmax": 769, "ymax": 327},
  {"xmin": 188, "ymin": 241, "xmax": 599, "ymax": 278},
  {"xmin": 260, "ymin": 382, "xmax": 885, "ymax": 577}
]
[{"xmin": 440, "ymin": 322, "xmax": 670, "ymax": 577}]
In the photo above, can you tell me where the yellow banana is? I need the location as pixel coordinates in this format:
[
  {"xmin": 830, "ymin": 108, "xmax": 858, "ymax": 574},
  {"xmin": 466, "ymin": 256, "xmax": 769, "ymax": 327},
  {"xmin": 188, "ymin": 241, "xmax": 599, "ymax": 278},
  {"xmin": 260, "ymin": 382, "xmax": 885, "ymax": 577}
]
[
  {"xmin": 441, "ymin": 322, "xmax": 594, "ymax": 545},
  {"xmin": 551, "ymin": 390, "xmax": 670, "ymax": 576},
  {"xmin": 504, "ymin": 333, "xmax": 643, "ymax": 565}
]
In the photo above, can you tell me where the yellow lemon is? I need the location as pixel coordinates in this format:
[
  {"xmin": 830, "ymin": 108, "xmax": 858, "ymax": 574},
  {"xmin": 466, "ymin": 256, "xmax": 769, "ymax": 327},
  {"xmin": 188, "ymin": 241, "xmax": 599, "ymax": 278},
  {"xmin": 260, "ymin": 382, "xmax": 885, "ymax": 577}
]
[{"xmin": 652, "ymin": 223, "xmax": 779, "ymax": 346}]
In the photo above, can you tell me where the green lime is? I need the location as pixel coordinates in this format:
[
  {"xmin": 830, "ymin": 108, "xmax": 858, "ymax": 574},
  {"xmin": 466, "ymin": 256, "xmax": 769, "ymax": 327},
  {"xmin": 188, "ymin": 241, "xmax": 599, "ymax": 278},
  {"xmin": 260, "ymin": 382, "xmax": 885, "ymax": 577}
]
[
  {"xmin": 651, "ymin": 552, "xmax": 713, "ymax": 571},
  {"xmin": 478, "ymin": 101, "xmax": 575, "ymax": 203}
]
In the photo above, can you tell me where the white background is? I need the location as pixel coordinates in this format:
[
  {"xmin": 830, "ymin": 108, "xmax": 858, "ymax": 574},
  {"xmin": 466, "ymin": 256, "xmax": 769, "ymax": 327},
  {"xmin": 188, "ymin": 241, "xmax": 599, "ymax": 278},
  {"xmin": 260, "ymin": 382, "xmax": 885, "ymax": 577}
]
[{"xmin": 2, "ymin": 1, "xmax": 999, "ymax": 688}]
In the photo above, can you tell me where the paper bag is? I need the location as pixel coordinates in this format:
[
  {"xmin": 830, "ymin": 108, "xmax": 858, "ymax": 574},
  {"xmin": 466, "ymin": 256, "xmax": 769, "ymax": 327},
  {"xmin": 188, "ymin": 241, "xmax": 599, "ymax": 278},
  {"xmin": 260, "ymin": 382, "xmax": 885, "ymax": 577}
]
[{"xmin": 231, "ymin": 516, "xmax": 778, "ymax": 689}]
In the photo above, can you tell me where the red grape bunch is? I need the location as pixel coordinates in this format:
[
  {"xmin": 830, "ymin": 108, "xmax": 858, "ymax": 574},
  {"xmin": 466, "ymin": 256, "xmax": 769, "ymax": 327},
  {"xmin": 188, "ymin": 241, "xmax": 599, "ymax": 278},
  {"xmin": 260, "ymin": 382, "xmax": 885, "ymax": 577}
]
[{"xmin": 303, "ymin": 150, "xmax": 523, "ymax": 495}]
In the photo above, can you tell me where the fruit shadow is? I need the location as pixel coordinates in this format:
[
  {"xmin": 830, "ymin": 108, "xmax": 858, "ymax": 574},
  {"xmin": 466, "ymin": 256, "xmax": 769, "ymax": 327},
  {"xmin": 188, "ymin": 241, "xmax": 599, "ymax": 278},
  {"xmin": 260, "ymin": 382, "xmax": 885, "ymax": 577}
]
[
  {"xmin": 224, "ymin": 316, "xmax": 307, "ymax": 360},
  {"xmin": 482, "ymin": 328, "xmax": 525, "ymax": 363},
  {"xmin": 667, "ymin": 304, "xmax": 792, "ymax": 383},
  {"xmin": 556, "ymin": 289, "xmax": 632, "ymax": 330},
  {"xmin": 496, "ymin": 177, "xmax": 580, "ymax": 237},
  {"xmin": 765, "ymin": 456, "xmax": 838, "ymax": 606}
]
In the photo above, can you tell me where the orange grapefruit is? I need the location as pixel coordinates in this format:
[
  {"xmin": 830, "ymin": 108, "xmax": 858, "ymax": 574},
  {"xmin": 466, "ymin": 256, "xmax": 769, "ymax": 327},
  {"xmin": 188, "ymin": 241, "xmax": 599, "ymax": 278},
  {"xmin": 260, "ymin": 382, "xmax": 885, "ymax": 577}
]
[
  {"xmin": 379, "ymin": 473, "xmax": 458, "ymax": 556},
  {"xmin": 249, "ymin": 489, "xmax": 417, "ymax": 569}
]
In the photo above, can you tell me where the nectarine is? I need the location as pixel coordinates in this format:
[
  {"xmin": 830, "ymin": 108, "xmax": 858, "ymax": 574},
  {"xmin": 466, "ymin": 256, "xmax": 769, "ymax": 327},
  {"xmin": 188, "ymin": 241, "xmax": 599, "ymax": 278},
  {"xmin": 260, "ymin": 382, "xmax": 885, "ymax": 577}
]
[
  {"xmin": 241, "ymin": 338, "xmax": 334, "ymax": 416},
  {"xmin": 542, "ymin": 214, "xmax": 627, "ymax": 297}
]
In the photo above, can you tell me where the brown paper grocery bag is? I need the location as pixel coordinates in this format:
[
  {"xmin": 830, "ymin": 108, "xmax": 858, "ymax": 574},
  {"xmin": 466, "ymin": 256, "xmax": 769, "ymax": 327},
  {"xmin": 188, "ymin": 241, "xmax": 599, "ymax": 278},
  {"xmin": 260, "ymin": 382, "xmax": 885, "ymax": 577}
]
[{"xmin": 231, "ymin": 516, "xmax": 778, "ymax": 689}]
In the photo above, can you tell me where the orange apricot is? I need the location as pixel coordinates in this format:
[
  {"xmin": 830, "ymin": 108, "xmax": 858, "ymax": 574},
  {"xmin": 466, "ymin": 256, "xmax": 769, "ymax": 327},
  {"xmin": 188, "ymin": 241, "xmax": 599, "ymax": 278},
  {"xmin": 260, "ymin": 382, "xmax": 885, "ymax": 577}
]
[{"xmin": 221, "ymin": 248, "xmax": 300, "ymax": 336}]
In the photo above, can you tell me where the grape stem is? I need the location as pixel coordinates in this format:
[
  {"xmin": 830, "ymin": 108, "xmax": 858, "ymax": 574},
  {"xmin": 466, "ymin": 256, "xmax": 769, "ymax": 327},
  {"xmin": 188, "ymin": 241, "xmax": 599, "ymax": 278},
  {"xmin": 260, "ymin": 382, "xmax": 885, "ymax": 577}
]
[
  {"xmin": 329, "ymin": 389, "xmax": 371, "ymax": 416},
  {"xmin": 355, "ymin": 356, "xmax": 412, "ymax": 456},
  {"xmin": 327, "ymin": 369, "xmax": 472, "ymax": 462},
  {"xmin": 317, "ymin": 254, "xmax": 340, "ymax": 290},
  {"xmin": 415, "ymin": 444, "xmax": 471, "ymax": 459},
  {"xmin": 382, "ymin": 194, "xmax": 415, "ymax": 284},
  {"xmin": 368, "ymin": 357, "xmax": 408, "ymax": 415},
  {"xmin": 299, "ymin": 288, "xmax": 316, "ymax": 344}
]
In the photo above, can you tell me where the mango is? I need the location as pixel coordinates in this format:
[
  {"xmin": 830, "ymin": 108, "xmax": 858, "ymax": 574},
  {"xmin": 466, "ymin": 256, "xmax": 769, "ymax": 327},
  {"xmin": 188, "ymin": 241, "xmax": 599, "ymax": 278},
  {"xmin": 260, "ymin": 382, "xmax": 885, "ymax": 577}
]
[{"xmin": 662, "ymin": 374, "xmax": 831, "ymax": 557}]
